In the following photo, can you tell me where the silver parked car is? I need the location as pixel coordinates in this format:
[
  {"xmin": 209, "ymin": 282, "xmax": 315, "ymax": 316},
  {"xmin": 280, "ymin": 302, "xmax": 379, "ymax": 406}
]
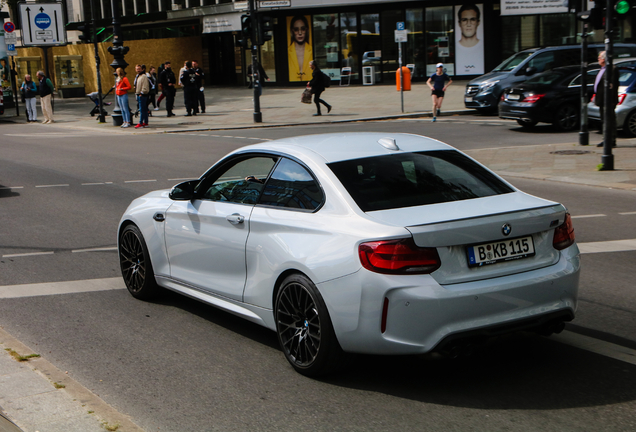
[
  {"xmin": 588, "ymin": 66, "xmax": 636, "ymax": 136},
  {"xmin": 118, "ymin": 133, "xmax": 580, "ymax": 376}
]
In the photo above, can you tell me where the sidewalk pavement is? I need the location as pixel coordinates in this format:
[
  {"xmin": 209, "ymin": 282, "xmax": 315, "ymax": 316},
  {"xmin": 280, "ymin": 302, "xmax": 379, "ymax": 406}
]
[{"xmin": 1, "ymin": 81, "xmax": 636, "ymax": 432}]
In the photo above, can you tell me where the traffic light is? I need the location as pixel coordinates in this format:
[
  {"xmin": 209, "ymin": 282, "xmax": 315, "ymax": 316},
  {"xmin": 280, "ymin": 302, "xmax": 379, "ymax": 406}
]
[
  {"xmin": 615, "ymin": 0, "xmax": 631, "ymax": 16},
  {"xmin": 238, "ymin": 14, "xmax": 252, "ymax": 48},
  {"xmin": 77, "ymin": 24, "xmax": 92, "ymax": 43},
  {"xmin": 257, "ymin": 15, "xmax": 273, "ymax": 45}
]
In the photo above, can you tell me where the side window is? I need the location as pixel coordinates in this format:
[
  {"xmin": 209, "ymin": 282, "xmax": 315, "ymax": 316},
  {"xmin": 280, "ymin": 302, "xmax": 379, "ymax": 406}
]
[
  {"xmin": 527, "ymin": 52, "xmax": 555, "ymax": 73},
  {"xmin": 555, "ymin": 50, "xmax": 579, "ymax": 68},
  {"xmin": 259, "ymin": 158, "xmax": 324, "ymax": 210},
  {"xmin": 200, "ymin": 156, "xmax": 277, "ymax": 204}
]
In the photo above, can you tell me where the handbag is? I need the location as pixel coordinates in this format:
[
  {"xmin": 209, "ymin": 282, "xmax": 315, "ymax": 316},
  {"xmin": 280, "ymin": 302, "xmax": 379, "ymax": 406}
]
[{"xmin": 301, "ymin": 87, "xmax": 312, "ymax": 104}]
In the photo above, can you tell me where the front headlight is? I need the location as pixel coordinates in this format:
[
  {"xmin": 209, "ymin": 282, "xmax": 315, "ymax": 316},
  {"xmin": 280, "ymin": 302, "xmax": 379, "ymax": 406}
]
[{"xmin": 478, "ymin": 80, "xmax": 500, "ymax": 95}]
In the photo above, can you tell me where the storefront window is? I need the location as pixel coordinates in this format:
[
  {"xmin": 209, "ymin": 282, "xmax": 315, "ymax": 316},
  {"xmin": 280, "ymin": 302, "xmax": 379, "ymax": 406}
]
[
  {"xmin": 261, "ymin": 36, "xmax": 276, "ymax": 83},
  {"xmin": 360, "ymin": 13, "xmax": 381, "ymax": 83},
  {"xmin": 0, "ymin": 56, "xmax": 12, "ymax": 100},
  {"xmin": 313, "ymin": 14, "xmax": 340, "ymax": 83},
  {"xmin": 540, "ymin": 14, "xmax": 575, "ymax": 46},
  {"xmin": 406, "ymin": 8, "xmax": 425, "ymax": 80},
  {"xmin": 15, "ymin": 57, "xmax": 42, "ymax": 89},
  {"xmin": 381, "ymin": 10, "xmax": 402, "ymax": 84},
  {"xmin": 425, "ymin": 6, "xmax": 454, "ymax": 76},
  {"xmin": 340, "ymin": 12, "xmax": 358, "ymax": 81}
]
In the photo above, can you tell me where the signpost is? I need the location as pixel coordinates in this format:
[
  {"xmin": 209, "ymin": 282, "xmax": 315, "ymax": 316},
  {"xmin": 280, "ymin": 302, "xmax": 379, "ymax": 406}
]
[{"xmin": 395, "ymin": 22, "xmax": 407, "ymax": 113}]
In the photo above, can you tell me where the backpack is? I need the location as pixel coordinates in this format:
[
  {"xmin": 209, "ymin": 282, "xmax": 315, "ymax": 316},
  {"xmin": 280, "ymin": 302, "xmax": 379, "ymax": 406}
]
[
  {"xmin": 147, "ymin": 73, "xmax": 156, "ymax": 90},
  {"xmin": 322, "ymin": 72, "xmax": 331, "ymax": 88}
]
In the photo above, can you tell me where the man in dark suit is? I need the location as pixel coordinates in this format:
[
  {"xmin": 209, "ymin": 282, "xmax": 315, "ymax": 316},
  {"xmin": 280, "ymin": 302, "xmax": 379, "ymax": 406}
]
[{"xmin": 593, "ymin": 51, "xmax": 619, "ymax": 147}]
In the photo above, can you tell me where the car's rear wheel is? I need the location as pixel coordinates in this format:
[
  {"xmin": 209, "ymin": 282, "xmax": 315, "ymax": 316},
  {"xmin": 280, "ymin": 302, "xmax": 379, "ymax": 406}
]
[
  {"xmin": 516, "ymin": 119, "xmax": 538, "ymax": 128},
  {"xmin": 552, "ymin": 103, "xmax": 578, "ymax": 131},
  {"xmin": 119, "ymin": 224, "xmax": 159, "ymax": 300},
  {"xmin": 275, "ymin": 274, "xmax": 344, "ymax": 377},
  {"xmin": 623, "ymin": 110, "xmax": 636, "ymax": 137}
]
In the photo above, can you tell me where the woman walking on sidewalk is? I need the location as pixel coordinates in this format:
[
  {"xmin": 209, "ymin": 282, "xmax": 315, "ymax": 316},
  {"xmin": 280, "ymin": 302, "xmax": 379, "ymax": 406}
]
[
  {"xmin": 114, "ymin": 68, "xmax": 132, "ymax": 128},
  {"xmin": 427, "ymin": 63, "xmax": 452, "ymax": 122},
  {"xmin": 307, "ymin": 61, "xmax": 331, "ymax": 116}
]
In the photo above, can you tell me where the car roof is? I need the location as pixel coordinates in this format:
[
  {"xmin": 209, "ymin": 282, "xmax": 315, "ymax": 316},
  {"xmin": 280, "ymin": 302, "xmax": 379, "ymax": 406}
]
[{"xmin": 235, "ymin": 133, "xmax": 454, "ymax": 164}]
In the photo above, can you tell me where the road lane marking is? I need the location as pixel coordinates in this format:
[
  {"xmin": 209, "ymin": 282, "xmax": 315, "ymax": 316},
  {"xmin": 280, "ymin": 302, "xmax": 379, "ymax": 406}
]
[
  {"xmin": 168, "ymin": 178, "xmax": 195, "ymax": 181},
  {"xmin": 572, "ymin": 214, "xmax": 606, "ymax": 219},
  {"xmin": 551, "ymin": 331, "xmax": 636, "ymax": 366},
  {"xmin": 71, "ymin": 247, "xmax": 118, "ymax": 253},
  {"xmin": 35, "ymin": 184, "xmax": 69, "ymax": 188},
  {"xmin": 619, "ymin": 211, "xmax": 636, "ymax": 215},
  {"xmin": 0, "ymin": 186, "xmax": 23, "ymax": 189},
  {"xmin": 0, "ymin": 277, "xmax": 125, "ymax": 299},
  {"xmin": 578, "ymin": 239, "xmax": 636, "ymax": 254},
  {"xmin": 124, "ymin": 179, "xmax": 157, "ymax": 183},
  {"xmin": 2, "ymin": 251, "xmax": 55, "ymax": 258}
]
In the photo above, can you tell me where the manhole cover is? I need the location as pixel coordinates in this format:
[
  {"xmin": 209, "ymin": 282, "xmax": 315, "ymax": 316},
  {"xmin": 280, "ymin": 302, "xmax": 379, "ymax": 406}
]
[
  {"xmin": 178, "ymin": 122, "xmax": 202, "ymax": 125},
  {"xmin": 550, "ymin": 150, "xmax": 591, "ymax": 155}
]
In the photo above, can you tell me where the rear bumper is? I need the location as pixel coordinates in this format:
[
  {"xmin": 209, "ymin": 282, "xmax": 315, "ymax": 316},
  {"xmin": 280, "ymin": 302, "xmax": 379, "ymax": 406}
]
[{"xmin": 319, "ymin": 245, "xmax": 580, "ymax": 355}]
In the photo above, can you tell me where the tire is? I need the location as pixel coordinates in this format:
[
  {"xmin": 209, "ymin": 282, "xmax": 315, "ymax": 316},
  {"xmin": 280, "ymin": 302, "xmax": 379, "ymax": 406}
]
[
  {"xmin": 119, "ymin": 224, "xmax": 160, "ymax": 300},
  {"xmin": 516, "ymin": 119, "xmax": 538, "ymax": 128},
  {"xmin": 623, "ymin": 110, "xmax": 636, "ymax": 137},
  {"xmin": 552, "ymin": 104, "xmax": 578, "ymax": 132},
  {"xmin": 275, "ymin": 274, "xmax": 344, "ymax": 377}
]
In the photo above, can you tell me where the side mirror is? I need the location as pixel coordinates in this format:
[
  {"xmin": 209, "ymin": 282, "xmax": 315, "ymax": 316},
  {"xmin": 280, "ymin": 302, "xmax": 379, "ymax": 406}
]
[
  {"xmin": 169, "ymin": 180, "xmax": 198, "ymax": 201},
  {"xmin": 525, "ymin": 66, "xmax": 537, "ymax": 76}
]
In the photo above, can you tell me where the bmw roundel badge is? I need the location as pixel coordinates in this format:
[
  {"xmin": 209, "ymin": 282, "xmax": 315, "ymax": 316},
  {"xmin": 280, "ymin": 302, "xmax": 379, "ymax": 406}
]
[{"xmin": 502, "ymin": 223, "xmax": 512, "ymax": 236}]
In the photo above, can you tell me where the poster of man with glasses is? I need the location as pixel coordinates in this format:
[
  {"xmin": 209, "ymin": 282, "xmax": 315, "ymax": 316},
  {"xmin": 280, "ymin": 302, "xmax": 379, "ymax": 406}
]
[{"xmin": 455, "ymin": 3, "xmax": 484, "ymax": 75}]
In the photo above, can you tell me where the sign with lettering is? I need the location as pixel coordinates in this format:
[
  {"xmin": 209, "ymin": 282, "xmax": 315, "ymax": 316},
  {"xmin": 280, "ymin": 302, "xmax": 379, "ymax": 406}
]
[{"xmin": 501, "ymin": 0, "xmax": 569, "ymax": 16}]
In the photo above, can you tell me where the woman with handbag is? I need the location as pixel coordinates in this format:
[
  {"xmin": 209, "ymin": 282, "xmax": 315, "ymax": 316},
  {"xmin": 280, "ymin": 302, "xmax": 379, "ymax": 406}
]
[
  {"xmin": 307, "ymin": 61, "xmax": 332, "ymax": 116},
  {"xmin": 20, "ymin": 74, "xmax": 38, "ymax": 123}
]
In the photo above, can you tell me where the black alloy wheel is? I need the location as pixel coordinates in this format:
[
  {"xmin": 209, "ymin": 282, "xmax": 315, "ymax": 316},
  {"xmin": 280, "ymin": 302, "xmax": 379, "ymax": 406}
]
[
  {"xmin": 553, "ymin": 103, "xmax": 579, "ymax": 131},
  {"xmin": 119, "ymin": 224, "xmax": 159, "ymax": 300},
  {"xmin": 275, "ymin": 274, "xmax": 343, "ymax": 376},
  {"xmin": 623, "ymin": 110, "xmax": 636, "ymax": 137},
  {"xmin": 516, "ymin": 119, "xmax": 538, "ymax": 128}
]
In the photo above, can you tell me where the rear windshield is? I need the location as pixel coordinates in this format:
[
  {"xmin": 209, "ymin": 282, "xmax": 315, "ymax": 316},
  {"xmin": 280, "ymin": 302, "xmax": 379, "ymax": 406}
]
[
  {"xmin": 493, "ymin": 51, "xmax": 534, "ymax": 72},
  {"xmin": 328, "ymin": 150, "xmax": 514, "ymax": 212}
]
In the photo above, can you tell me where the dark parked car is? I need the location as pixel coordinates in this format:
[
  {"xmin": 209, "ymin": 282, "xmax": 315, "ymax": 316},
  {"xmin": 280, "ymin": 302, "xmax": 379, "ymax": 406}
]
[
  {"xmin": 465, "ymin": 43, "xmax": 636, "ymax": 113},
  {"xmin": 499, "ymin": 66, "xmax": 599, "ymax": 131}
]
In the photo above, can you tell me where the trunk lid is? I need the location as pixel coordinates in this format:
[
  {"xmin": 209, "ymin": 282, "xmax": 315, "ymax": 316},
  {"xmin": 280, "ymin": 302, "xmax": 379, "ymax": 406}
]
[{"xmin": 366, "ymin": 192, "xmax": 566, "ymax": 285}]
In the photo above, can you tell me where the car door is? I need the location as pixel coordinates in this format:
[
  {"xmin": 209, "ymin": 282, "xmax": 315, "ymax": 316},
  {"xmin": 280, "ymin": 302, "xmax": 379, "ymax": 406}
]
[{"xmin": 164, "ymin": 154, "xmax": 278, "ymax": 301}]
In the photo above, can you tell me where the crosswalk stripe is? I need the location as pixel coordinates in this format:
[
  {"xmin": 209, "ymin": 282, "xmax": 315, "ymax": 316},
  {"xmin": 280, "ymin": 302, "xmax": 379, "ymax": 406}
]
[{"xmin": 0, "ymin": 277, "xmax": 125, "ymax": 299}]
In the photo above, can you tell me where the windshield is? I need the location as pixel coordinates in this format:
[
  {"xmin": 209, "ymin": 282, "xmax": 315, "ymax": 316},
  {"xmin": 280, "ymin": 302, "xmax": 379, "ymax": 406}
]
[
  {"xmin": 328, "ymin": 150, "xmax": 514, "ymax": 212},
  {"xmin": 493, "ymin": 51, "xmax": 534, "ymax": 72}
]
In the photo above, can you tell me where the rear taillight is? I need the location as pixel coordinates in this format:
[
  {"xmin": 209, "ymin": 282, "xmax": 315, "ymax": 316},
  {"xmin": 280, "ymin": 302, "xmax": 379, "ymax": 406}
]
[
  {"xmin": 553, "ymin": 213, "xmax": 575, "ymax": 250},
  {"xmin": 523, "ymin": 93, "xmax": 545, "ymax": 104},
  {"xmin": 618, "ymin": 93, "xmax": 627, "ymax": 105},
  {"xmin": 591, "ymin": 94, "xmax": 596, "ymax": 103},
  {"xmin": 359, "ymin": 238, "xmax": 441, "ymax": 274},
  {"xmin": 501, "ymin": 93, "xmax": 505, "ymax": 101}
]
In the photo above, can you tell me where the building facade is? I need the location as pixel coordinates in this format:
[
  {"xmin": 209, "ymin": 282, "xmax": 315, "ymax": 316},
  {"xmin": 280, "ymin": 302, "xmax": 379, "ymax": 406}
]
[{"xmin": 5, "ymin": 0, "xmax": 635, "ymax": 94}]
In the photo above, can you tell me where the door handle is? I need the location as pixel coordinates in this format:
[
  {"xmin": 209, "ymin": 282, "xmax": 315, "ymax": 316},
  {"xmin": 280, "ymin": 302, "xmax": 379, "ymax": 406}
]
[
  {"xmin": 226, "ymin": 213, "xmax": 245, "ymax": 225},
  {"xmin": 153, "ymin": 212, "xmax": 165, "ymax": 222}
]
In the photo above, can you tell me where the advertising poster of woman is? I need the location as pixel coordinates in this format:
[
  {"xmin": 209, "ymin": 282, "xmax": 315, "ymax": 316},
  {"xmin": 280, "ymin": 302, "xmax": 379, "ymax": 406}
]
[
  {"xmin": 454, "ymin": 3, "xmax": 484, "ymax": 75},
  {"xmin": 287, "ymin": 15, "xmax": 313, "ymax": 82}
]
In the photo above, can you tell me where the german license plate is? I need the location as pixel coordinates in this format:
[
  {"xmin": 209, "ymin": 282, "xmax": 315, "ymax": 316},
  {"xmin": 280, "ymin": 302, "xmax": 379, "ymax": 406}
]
[
  {"xmin": 465, "ymin": 96, "xmax": 473, "ymax": 102},
  {"xmin": 467, "ymin": 235, "xmax": 535, "ymax": 267},
  {"xmin": 507, "ymin": 94, "xmax": 520, "ymax": 101}
]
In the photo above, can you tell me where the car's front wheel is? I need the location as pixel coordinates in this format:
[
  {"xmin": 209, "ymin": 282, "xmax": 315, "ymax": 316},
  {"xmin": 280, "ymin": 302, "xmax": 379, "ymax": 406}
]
[
  {"xmin": 623, "ymin": 110, "xmax": 636, "ymax": 137},
  {"xmin": 119, "ymin": 224, "xmax": 159, "ymax": 300},
  {"xmin": 553, "ymin": 103, "xmax": 578, "ymax": 131},
  {"xmin": 275, "ymin": 274, "xmax": 344, "ymax": 377}
]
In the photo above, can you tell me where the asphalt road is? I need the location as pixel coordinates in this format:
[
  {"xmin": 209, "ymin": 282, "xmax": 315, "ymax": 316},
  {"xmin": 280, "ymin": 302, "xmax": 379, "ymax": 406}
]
[{"xmin": 1, "ymin": 119, "xmax": 635, "ymax": 431}]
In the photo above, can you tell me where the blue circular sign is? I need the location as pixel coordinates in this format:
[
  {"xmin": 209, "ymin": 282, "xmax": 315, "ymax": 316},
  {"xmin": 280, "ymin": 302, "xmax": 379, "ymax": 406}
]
[{"xmin": 35, "ymin": 13, "xmax": 51, "ymax": 30}]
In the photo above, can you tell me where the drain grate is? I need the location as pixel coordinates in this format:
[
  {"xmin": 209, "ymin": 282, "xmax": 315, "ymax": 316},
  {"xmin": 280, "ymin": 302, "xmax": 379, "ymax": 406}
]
[{"xmin": 550, "ymin": 150, "xmax": 592, "ymax": 155}]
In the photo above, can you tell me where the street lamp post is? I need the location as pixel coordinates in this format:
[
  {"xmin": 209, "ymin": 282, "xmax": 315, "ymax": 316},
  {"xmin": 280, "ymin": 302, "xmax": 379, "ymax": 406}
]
[{"xmin": 107, "ymin": 0, "xmax": 129, "ymax": 126}]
